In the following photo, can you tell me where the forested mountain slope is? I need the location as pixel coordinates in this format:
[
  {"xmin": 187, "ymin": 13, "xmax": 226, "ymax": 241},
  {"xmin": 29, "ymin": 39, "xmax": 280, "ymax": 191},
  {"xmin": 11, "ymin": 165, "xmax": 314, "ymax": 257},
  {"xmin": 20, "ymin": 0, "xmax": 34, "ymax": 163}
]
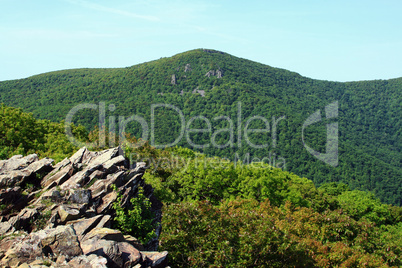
[
  {"xmin": 0, "ymin": 49, "xmax": 401, "ymax": 204},
  {"xmin": 1, "ymin": 104, "xmax": 401, "ymax": 267}
]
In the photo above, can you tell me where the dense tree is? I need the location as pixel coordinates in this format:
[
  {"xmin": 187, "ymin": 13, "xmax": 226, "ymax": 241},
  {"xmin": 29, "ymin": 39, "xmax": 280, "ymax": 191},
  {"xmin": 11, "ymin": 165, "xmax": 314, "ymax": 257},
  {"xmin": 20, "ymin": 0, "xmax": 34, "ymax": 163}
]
[
  {"xmin": 161, "ymin": 199, "xmax": 401, "ymax": 267},
  {"xmin": 0, "ymin": 49, "xmax": 400, "ymax": 204},
  {"xmin": 0, "ymin": 104, "xmax": 87, "ymax": 162},
  {"xmin": 0, "ymin": 104, "xmax": 401, "ymax": 267}
]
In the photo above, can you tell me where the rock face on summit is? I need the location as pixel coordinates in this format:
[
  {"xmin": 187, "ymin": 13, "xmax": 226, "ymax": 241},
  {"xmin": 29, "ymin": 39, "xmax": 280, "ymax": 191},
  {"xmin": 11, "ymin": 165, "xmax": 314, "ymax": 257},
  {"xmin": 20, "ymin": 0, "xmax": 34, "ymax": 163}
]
[{"xmin": 0, "ymin": 147, "xmax": 168, "ymax": 268}]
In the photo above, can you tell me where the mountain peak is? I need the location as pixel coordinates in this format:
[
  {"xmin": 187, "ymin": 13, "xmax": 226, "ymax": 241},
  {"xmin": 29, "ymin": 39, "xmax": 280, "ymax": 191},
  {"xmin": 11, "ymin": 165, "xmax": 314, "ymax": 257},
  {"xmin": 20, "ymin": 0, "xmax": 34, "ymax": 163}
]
[{"xmin": 201, "ymin": 48, "xmax": 225, "ymax": 54}]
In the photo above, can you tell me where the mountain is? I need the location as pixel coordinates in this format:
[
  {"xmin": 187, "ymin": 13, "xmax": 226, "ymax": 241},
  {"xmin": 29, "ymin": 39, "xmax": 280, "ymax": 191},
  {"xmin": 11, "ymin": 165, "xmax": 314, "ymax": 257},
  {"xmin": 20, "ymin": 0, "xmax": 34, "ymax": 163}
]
[{"xmin": 0, "ymin": 49, "xmax": 401, "ymax": 205}]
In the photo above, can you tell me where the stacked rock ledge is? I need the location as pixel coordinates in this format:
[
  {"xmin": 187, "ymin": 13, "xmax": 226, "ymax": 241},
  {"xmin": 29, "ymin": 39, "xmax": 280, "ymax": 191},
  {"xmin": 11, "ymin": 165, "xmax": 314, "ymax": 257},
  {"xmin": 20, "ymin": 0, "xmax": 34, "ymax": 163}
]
[{"xmin": 0, "ymin": 147, "xmax": 168, "ymax": 268}]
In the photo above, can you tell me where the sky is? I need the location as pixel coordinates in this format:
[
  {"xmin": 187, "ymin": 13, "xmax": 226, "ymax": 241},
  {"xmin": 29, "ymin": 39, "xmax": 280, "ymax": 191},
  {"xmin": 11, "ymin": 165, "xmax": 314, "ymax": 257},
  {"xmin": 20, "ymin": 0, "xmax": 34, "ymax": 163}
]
[{"xmin": 1, "ymin": 0, "xmax": 402, "ymax": 82}]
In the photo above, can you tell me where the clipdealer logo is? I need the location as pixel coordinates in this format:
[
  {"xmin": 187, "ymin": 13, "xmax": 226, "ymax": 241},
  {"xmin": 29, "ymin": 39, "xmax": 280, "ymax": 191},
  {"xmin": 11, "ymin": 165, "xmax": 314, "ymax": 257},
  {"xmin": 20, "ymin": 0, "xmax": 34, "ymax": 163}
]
[
  {"xmin": 64, "ymin": 100, "xmax": 339, "ymax": 168},
  {"xmin": 64, "ymin": 102, "xmax": 286, "ymax": 150},
  {"xmin": 301, "ymin": 101, "xmax": 339, "ymax": 167}
]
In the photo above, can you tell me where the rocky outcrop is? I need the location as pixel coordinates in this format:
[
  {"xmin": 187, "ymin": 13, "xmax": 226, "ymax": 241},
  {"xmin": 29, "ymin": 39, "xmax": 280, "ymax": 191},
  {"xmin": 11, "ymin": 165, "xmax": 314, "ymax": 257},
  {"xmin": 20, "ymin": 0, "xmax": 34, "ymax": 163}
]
[
  {"xmin": 192, "ymin": 87, "xmax": 205, "ymax": 97},
  {"xmin": 216, "ymin": 69, "xmax": 223, "ymax": 78},
  {"xmin": 170, "ymin": 74, "xmax": 176, "ymax": 85},
  {"xmin": 184, "ymin": 64, "xmax": 192, "ymax": 72},
  {"xmin": 0, "ymin": 147, "xmax": 168, "ymax": 268},
  {"xmin": 205, "ymin": 69, "xmax": 223, "ymax": 78},
  {"xmin": 0, "ymin": 154, "xmax": 53, "ymax": 189}
]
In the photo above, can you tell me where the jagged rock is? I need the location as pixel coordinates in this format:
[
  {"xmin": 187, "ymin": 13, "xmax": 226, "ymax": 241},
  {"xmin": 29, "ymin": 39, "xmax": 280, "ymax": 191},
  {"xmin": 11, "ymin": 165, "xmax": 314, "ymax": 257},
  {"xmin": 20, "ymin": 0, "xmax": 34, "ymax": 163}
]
[
  {"xmin": 0, "ymin": 160, "xmax": 6, "ymax": 171},
  {"xmin": 95, "ymin": 215, "xmax": 112, "ymax": 229},
  {"xmin": 39, "ymin": 189, "xmax": 62, "ymax": 202},
  {"xmin": 142, "ymin": 251, "xmax": 169, "ymax": 268},
  {"xmin": 0, "ymin": 186, "xmax": 22, "ymax": 203},
  {"xmin": 131, "ymin": 161, "xmax": 147, "ymax": 172},
  {"xmin": 171, "ymin": 74, "xmax": 176, "ymax": 85},
  {"xmin": 216, "ymin": 69, "xmax": 223, "ymax": 78},
  {"xmin": 123, "ymin": 235, "xmax": 145, "ymax": 251},
  {"xmin": 58, "ymin": 205, "xmax": 81, "ymax": 223},
  {"xmin": 205, "ymin": 69, "xmax": 223, "ymax": 78},
  {"xmin": 17, "ymin": 262, "xmax": 31, "ymax": 268},
  {"xmin": 122, "ymin": 171, "xmax": 143, "ymax": 190},
  {"xmin": 0, "ymin": 187, "xmax": 29, "ymax": 215},
  {"xmin": 41, "ymin": 164, "xmax": 74, "ymax": 189},
  {"xmin": 0, "ymin": 221, "xmax": 14, "ymax": 235},
  {"xmin": 0, "ymin": 147, "xmax": 168, "ymax": 268},
  {"xmin": 17, "ymin": 258, "xmax": 66, "ymax": 267},
  {"xmin": 69, "ymin": 147, "xmax": 88, "ymax": 165},
  {"xmin": 0, "ymin": 154, "xmax": 38, "ymax": 173},
  {"xmin": 59, "ymin": 167, "xmax": 96, "ymax": 191},
  {"xmin": 0, "ymin": 156, "xmax": 53, "ymax": 189},
  {"xmin": 96, "ymin": 190, "xmax": 118, "ymax": 214},
  {"xmin": 78, "ymin": 240, "xmax": 144, "ymax": 268},
  {"xmin": 102, "ymin": 155, "xmax": 125, "ymax": 173},
  {"xmin": 118, "ymin": 242, "xmax": 142, "ymax": 266},
  {"xmin": 89, "ymin": 147, "xmax": 120, "ymax": 167},
  {"xmin": 2, "ymin": 229, "xmax": 48, "ymax": 265},
  {"xmin": 87, "ymin": 169, "xmax": 106, "ymax": 186},
  {"xmin": 40, "ymin": 225, "xmax": 82, "ymax": 259},
  {"xmin": 26, "ymin": 157, "xmax": 53, "ymax": 174},
  {"xmin": 83, "ymin": 227, "xmax": 125, "ymax": 243},
  {"xmin": 53, "ymin": 157, "xmax": 71, "ymax": 170},
  {"xmin": 205, "ymin": 70, "xmax": 215, "ymax": 77},
  {"xmin": 69, "ymin": 189, "xmax": 92, "ymax": 204},
  {"xmin": 0, "ymin": 169, "xmax": 31, "ymax": 188},
  {"xmin": 82, "ymin": 239, "xmax": 123, "ymax": 268},
  {"xmin": 67, "ymin": 254, "xmax": 108, "ymax": 267},
  {"xmin": 89, "ymin": 171, "xmax": 125, "ymax": 199},
  {"xmin": 0, "ymin": 235, "xmax": 21, "ymax": 262},
  {"xmin": 70, "ymin": 215, "xmax": 103, "ymax": 240},
  {"xmin": 184, "ymin": 63, "xmax": 192, "ymax": 72},
  {"xmin": 45, "ymin": 209, "xmax": 60, "ymax": 229},
  {"xmin": 8, "ymin": 207, "xmax": 40, "ymax": 231},
  {"xmin": 60, "ymin": 148, "xmax": 122, "ymax": 191},
  {"xmin": 118, "ymin": 187, "xmax": 136, "ymax": 208}
]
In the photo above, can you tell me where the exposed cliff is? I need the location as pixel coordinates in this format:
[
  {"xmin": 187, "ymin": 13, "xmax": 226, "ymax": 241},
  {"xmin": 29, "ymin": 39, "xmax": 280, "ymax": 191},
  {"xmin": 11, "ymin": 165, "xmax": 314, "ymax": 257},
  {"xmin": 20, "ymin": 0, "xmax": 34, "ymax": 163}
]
[{"xmin": 0, "ymin": 147, "xmax": 168, "ymax": 268}]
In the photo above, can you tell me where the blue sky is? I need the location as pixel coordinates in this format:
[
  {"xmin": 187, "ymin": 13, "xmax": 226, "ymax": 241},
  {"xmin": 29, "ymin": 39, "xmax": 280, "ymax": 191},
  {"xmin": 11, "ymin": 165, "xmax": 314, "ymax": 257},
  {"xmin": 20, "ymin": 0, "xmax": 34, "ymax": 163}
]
[{"xmin": 1, "ymin": 0, "xmax": 401, "ymax": 82}]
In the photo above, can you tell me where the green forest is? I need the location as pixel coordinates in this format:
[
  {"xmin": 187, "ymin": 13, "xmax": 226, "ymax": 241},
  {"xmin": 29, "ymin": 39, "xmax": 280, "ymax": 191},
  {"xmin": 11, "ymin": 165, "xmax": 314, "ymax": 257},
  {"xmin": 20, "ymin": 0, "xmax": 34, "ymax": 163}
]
[
  {"xmin": 0, "ymin": 105, "xmax": 401, "ymax": 267},
  {"xmin": 0, "ymin": 49, "xmax": 400, "ymax": 205}
]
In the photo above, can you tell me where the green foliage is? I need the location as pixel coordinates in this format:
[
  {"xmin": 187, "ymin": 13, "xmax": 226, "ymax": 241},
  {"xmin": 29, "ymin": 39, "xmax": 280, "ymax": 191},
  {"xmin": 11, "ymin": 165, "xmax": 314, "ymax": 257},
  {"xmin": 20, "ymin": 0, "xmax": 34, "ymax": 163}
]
[
  {"xmin": 0, "ymin": 104, "xmax": 87, "ymax": 162},
  {"xmin": 166, "ymin": 157, "xmax": 289, "ymax": 205},
  {"xmin": 161, "ymin": 199, "xmax": 400, "ymax": 267},
  {"xmin": 40, "ymin": 198, "xmax": 54, "ymax": 208},
  {"xmin": 32, "ymin": 210, "xmax": 52, "ymax": 231},
  {"xmin": 42, "ymin": 260, "xmax": 52, "ymax": 267},
  {"xmin": 336, "ymin": 190, "xmax": 396, "ymax": 225},
  {"xmin": 111, "ymin": 184, "xmax": 156, "ymax": 244},
  {"xmin": 0, "ymin": 49, "xmax": 400, "ymax": 205},
  {"xmin": 145, "ymin": 150, "xmax": 337, "ymax": 212},
  {"xmin": 0, "ymin": 204, "xmax": 7, "ymax": 212},
  {"xmin": 319, "ymin": 182, "xmax": 350, "ymax": 196},
  {"xmin": 136, "ymin": 145, "xmax": 401, "ymax": 267},
  {"xmin": 0, "ymin": 49, "xmax": 401, "ymax": 266}
]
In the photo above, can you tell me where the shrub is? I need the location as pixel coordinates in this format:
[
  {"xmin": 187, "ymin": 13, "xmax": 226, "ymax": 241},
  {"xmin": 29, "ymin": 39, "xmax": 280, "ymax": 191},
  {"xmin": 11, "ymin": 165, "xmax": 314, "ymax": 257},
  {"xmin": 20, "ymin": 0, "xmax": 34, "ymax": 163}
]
[{"xmin": 111, "ymin": 184, "xmax": 156, "ymax": 244}]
